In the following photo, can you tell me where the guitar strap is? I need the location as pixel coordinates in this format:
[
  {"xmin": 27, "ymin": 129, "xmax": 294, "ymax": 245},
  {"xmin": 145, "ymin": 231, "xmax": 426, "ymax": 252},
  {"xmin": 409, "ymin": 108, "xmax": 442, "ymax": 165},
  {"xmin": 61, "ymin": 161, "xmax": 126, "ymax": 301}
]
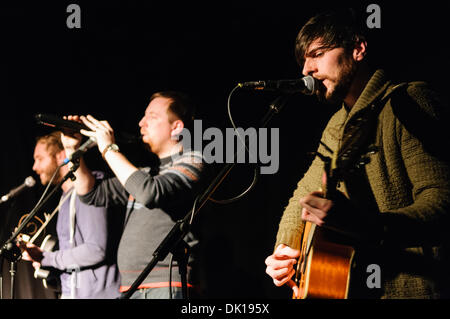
[
  {"xmin": 69, "ymin": 188, "xmax": 77, "ymax": 247},
  {"xmin": 68, "ymin": 188, "xmax": 78, "ymax": 299}
]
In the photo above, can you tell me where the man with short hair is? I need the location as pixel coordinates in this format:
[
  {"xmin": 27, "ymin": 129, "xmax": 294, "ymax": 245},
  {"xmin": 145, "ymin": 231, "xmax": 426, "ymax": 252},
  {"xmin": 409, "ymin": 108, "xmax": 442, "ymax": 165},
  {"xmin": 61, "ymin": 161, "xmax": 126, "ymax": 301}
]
[
  {"xmin": 22, "ymin": 131, "xmax": 122, "ymax": 299},
  {"xmin": 62, "ymin": 91, "xmax": 207, "ymax": 299},
  {"xmin": 265, "ymin": 9, "xmax": 450, "ymax": 298}
]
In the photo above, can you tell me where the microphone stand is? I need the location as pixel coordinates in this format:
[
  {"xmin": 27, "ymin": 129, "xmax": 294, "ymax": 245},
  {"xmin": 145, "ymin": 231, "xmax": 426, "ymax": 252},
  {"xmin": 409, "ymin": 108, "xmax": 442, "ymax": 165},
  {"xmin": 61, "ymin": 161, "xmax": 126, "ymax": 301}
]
[
  {"xmin": 0, "ymin": 162, "xmax": 79, "ymax": 299},
  {"xmin": 120, "ymin": 94, "xmax": 292, "ymax": 299}
]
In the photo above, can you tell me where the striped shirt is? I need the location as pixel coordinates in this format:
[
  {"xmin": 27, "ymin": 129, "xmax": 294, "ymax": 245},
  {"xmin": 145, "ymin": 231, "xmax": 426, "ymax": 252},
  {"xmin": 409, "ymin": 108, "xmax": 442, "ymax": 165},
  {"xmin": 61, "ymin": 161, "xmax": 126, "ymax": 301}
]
[{"xmin": 80, "ymin": 150, "xmax": 206, "ymax": 293}]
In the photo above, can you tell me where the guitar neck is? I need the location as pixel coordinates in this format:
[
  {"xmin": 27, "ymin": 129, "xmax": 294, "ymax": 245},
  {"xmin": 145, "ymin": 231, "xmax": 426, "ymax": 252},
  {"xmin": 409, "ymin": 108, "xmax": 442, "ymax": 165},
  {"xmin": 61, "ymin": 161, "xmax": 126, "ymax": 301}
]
[
  {"xmin": 29, "ymin": 212, "xmax": 55, "ymax": 244},
  {"xmin": 29, "ymin": 190, "xmax": 73, "ymax": 244}
]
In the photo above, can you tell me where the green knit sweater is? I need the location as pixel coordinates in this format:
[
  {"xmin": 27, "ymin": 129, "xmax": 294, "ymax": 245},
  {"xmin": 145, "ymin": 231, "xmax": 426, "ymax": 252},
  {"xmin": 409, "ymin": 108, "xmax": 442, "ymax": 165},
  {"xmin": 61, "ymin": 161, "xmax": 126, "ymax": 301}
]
[{"xmin": 275, "ymin": 69, "xmax": 450, "ymax": 298}]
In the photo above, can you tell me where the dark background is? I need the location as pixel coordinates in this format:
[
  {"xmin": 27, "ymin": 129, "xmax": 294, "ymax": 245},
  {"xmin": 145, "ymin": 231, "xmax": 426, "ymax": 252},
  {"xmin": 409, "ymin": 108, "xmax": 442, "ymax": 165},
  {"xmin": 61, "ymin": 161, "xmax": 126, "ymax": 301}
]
[{"xmin": 0, "ymin": 0, "xmax": 449, "ymax": 299}]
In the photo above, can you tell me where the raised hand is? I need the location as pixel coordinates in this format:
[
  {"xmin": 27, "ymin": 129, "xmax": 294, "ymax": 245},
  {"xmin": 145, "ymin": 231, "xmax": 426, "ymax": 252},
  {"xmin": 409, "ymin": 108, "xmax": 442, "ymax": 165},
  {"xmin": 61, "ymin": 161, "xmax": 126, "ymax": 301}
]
[{"xmin": 78, "ymin": 114, "xmax": 116, "ymax": 155}]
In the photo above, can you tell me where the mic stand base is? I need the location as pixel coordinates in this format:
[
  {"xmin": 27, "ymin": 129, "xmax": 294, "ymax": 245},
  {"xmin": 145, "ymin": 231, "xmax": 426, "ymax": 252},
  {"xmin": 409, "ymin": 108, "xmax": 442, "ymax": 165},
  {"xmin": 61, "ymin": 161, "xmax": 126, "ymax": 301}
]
[
  {"xmin": 9, "ymin": 261, "xmax": 16, "ymax": 299},
  {"xmin": 172, "ymin": 239, "xmax": 190, "ymax": 299}
]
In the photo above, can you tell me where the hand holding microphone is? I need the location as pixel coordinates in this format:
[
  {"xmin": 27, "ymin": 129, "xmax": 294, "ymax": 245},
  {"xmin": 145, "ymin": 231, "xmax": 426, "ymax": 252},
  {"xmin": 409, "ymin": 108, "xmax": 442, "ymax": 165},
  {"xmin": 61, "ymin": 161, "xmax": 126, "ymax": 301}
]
[
  {"xmin": 78, "ymin": 115, "xmax": 116, "ymax": 157},
  {"xmin": 61, "ymin": 115, "xmax": 115, "ymax": 162}
]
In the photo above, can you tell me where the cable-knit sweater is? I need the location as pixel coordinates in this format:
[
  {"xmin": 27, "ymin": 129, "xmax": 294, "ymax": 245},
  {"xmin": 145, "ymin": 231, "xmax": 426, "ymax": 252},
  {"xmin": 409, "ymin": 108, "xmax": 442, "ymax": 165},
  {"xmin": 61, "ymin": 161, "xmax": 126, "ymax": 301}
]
[{"xmin": 275, "ymin": 69, "xmax": 450, "ymax": 298}]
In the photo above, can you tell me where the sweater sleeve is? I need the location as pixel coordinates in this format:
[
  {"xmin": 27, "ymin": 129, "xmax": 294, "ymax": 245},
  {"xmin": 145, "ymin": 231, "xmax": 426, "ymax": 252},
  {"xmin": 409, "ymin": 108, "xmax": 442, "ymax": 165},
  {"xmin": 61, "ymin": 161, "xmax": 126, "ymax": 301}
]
[
  {"xmin": 79, "ymin": 174, "xmax": 129, "ymax": 208},
  {"xmin": 380, "ymin": 83, "xmax": 450, "ymax": 247},
  {"xmin": 124, "ymin": 153, "xmax": 204, "ymax": 210},
  {"xmin": 274, "ymin": 106, "xmax": 347, "ymax": 251},
  {"xmin": 274, "ymin": 117, "xmax": 344, "ymax": 251},
  {"xmin": 274, "ymin": 155, "xmax": 323, "ymax": 251},
  {"xmin": 40, "ymin": 198, "xmax": 109, "ymax": 270}
]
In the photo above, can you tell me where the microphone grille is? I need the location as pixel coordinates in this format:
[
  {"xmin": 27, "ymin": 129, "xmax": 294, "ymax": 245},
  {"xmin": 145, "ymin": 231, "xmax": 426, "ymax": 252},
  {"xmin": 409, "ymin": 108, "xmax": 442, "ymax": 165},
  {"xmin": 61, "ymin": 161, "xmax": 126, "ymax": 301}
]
[
  {"xmin": 25, "ymin": 176, "xmax": 36, "ymax": 187},
  {"xmin": 303, "ymin": 76, "xmax": 317, "ymax": 95}
]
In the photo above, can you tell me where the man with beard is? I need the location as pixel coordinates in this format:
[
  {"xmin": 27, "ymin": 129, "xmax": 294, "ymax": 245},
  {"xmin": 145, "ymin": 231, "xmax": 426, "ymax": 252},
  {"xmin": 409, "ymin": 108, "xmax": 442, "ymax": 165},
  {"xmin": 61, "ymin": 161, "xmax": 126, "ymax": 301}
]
[
  {"xmin": 265, "ymin": 9, "xmax": 450, "ymax": 298},
  {"xmin": 21, "ymin": 131, "xmax": 122, "ymax": 298}
]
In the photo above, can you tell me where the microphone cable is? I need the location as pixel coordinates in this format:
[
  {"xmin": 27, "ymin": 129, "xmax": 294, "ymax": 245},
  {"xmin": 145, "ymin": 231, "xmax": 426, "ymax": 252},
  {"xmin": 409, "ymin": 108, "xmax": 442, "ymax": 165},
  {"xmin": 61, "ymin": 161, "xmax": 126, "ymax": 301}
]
[
  {"xmin": 207, "ymin": 85, "xmax": 259, "ymax": 205},
  {"xmin": 167, "ymin": 85, "xmax": 265, "ymax": 298}
]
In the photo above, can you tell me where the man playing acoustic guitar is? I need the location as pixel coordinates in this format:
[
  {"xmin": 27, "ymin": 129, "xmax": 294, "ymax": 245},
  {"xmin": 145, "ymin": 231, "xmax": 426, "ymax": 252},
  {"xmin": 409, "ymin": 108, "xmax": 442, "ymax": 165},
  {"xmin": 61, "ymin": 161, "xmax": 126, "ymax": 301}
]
[
  {"xmin": 21, "ymin": 131, "xmax": 123, "ymax": 298},
  {"xmin": 265, "ymin": 9, "xmax": 450, "ymax": 298}
]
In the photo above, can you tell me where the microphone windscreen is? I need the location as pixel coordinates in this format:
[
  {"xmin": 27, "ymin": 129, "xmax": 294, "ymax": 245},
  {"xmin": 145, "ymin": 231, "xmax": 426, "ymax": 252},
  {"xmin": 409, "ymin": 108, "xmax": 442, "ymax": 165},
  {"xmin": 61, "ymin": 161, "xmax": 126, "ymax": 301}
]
[
  {"xmin": 24, "ymin": 176, "xmax": 36, "ymax": 187},
  {"xmin": 302, "ymin": 76, "xmax": 318, "ymax": 95}
]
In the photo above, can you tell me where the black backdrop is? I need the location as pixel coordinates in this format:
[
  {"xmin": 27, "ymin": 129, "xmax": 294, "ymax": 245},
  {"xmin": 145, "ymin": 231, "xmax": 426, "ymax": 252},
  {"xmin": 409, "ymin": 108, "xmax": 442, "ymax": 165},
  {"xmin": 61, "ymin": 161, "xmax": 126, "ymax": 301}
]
[{"xmin": 0, "ymin": 0, "xmax": 449, "ymax": 300}]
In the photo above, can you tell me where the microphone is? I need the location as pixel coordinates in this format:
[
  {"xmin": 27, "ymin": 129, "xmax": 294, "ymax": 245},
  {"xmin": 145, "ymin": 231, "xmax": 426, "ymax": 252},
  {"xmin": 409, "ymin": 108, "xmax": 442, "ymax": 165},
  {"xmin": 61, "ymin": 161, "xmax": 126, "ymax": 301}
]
[
  {"xmin": 35, "ymin": 114, "xmax": 141, "ymax": 144},
  {"xmin": 1, "ymin": 176, "xmax": 36, "ymax": 203},
  {"xmin": 238, "ymin": 75, "xmax": 318, "ymax": 95},
  {"xmin": 63, "ymin": 137, "xmax": 97, "ymax": 165},
  {"xmin": 35, "ymin": 113, "xmax": 90, "ymax": 133}
]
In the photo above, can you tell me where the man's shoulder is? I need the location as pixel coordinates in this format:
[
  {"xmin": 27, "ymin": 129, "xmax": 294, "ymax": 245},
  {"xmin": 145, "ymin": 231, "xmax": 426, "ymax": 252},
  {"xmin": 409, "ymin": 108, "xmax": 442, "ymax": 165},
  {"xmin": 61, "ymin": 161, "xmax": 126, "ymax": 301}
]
[
  {"xmin": 170, "ymin": 150, "xmax": 205, "ymax": 167},
  {"xmin": 388, "ymin": 80, "xmax": 445, "ymax": 120}
]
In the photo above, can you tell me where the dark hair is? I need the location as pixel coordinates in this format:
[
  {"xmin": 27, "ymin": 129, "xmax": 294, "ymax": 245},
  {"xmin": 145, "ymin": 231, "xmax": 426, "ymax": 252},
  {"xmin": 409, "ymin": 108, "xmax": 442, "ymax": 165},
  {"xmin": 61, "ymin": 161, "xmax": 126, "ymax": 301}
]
[
  {"xmin": 36, "ymin": 131, "xmax": 64, "ymax": 156},
  {"xmin": 295, "ymin": 8, "xmax": 367, "ymax": 66},
  {"xmin": 149, "ymin": 91, "xmax": 196, "ymax": 130}
]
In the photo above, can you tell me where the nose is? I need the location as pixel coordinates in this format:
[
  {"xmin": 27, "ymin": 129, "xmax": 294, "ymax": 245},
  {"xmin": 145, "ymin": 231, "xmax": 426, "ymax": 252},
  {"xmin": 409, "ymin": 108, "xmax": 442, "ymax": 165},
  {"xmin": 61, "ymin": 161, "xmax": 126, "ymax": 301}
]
[
  {"xmin": 302, "ymin": 58, "xmax": 316, "ymax": 76},
  {"xmin": 32, "ymin": 161, "xmax": 38, "ymax": 172},
  {"xmin": 138, "ymin": 116, "xmax": 146, "ymax": 128}
]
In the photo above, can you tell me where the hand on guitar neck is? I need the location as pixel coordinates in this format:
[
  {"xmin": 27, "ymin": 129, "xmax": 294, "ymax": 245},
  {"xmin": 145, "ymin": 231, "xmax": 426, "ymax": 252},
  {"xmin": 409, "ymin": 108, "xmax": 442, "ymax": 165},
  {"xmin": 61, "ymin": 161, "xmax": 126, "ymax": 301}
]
[
  {"xmin": 18, "ymin": 241, "xmax": 44, "ymax": 270},
  {"xmin": 299, "ymin": 190, "xmax": 334, "ymax": 227},
  {"xmin": 299, "ymin": 171, "xmax": 335, "ymax": 228}
]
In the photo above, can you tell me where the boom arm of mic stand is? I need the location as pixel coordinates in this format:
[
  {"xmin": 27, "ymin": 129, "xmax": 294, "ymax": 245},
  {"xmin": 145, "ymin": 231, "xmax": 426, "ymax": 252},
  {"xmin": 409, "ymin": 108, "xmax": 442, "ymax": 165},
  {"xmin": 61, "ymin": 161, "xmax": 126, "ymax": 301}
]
[
  {"xmin": 0, "ymin": 163, "xmax": 79, "ymax": 260},
  {"xmin": 119, "ymin": 94, "xmax": 292, "ymax": 299}
]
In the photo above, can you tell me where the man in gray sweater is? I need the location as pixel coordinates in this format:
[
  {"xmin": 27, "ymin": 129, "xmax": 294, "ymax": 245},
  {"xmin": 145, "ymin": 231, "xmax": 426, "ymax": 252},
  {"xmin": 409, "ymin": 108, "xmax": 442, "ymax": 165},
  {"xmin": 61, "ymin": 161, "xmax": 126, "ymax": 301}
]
[{"xmin": 62, "ymin": 91, "xmax": 207, "ymax": 299}]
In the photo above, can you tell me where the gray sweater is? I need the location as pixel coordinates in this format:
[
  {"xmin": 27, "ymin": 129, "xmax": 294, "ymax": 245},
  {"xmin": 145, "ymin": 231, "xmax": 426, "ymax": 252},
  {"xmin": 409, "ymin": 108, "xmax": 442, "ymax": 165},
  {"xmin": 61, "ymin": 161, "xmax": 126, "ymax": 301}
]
[{"xmin": 80, "ymin": 151, "xmax": 206, "ymax": 291}]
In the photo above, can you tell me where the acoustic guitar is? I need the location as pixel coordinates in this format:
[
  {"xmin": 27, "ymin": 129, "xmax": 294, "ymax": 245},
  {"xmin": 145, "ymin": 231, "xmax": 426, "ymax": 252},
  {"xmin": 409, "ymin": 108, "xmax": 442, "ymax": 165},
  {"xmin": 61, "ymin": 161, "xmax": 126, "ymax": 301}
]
[
  {"xmin": 18, "ymin": 191, "xmax": 72, "ymax": 290},
  {"xmin": 18, "ymin": 226, "xmax": 61, "ymax": 290},
  {"xmin": 33, "ymin": 234, "xmax": 61, "ymax": 290},
  {"xmin": 293, "ymin": 154, "xmax": 355, "ymax": 299},
  {"xmin": 292, "ymin": 105, "xmax": 384, "ymax": 299},
  {"xmin": 292, "ymin": 153, "xmax": 355, "ymax": 299}
]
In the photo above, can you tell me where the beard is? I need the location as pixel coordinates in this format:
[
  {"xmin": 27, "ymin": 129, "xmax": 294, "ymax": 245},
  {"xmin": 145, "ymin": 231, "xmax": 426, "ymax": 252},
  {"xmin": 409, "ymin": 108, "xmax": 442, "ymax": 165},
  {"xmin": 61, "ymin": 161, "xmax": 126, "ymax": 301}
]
[
  {"xmin": 315, "ymin": 57, "xmax": 357, "ymax": 105},
  {"xmin": 38, "ymin": 161, "xmax": 61, "ymax": 186}
]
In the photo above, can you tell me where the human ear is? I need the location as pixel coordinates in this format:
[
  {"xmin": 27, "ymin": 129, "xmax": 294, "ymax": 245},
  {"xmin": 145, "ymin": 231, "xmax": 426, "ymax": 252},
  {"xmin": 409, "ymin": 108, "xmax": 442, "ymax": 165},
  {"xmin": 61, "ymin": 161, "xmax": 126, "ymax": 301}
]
[
  {"xmin": 170, "ymin": 120, "xmax": 185, "ymax": 138},
  {"xmin": 55, "ymin": 150, "xmax": 67, "ymax": 166},
  {"xmin": 353, "ymin": 41, "xmax": 368, "ymax": 61}
]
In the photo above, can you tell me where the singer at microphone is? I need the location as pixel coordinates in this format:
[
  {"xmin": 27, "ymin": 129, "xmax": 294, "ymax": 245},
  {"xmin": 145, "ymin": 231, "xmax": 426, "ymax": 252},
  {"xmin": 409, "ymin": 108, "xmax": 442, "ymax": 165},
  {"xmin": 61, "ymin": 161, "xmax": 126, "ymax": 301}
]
[{"xmin": 58, "ymin": 93, "xmax": 208, "ymax": 299}]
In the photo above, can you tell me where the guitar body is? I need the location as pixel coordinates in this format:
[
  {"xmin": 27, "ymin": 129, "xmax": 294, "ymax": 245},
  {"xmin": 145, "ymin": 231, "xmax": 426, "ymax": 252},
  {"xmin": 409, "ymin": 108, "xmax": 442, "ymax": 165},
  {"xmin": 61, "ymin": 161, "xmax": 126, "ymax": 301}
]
[
  {"xmin": 293, "ymin": 159, "xmax": 356, "ymax": 299},
  {"xmin": 295, "ymin": 222, "xmax": 355, "ymax": 299},
  {"xmin": 34, "ymin": 234, "xmax": 61, "ymax": 291}
]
